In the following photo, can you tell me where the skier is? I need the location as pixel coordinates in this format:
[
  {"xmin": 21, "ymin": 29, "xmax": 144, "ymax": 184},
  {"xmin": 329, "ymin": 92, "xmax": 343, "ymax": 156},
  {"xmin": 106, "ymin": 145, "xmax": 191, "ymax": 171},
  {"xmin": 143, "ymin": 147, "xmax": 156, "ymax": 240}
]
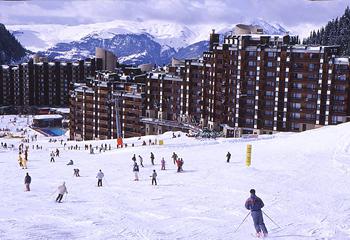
[
  {"xmin": 96, "ymin": 169, "xmax": 104, "ymax": 187},
  {"xmin": 138, "ymin": 155, "xmax": 144, "ymax": 167},
  {"xmin": 73, "ymin": 168, "xmax": 80, "ymax": 177},
  {"xmin": 226, "ymin": 151, "xmax": 231, "ymax": 163},
  {"xmin": 176, "ymin": 158, "xmax": 184, "ymax": 172},
  {"xmin": 66, "ymin": 160, "xmax": 74, "ymax": 165},
  {"xmin": 22, "ymin": 155, "xmax": 28, "ymax": 169},
  {"xmin": 56, "ymin": 148, "xmax": 60, "ymax": 157},
  {"xmin": 151, "ymin": 170, "xmax": 157, "ymax": 185},
  {"xmin": 56, "ymin": 182, "xmax": 68, "ymax": 203},
  {"xmin": 172, "ymin": 152, "xmax": 177, "ymax": 165},
  {"xmin": 50, "ymin": 152, "xmax": 55, "ymax": 163},
  {"xmin": 161, "ymin": 158, "xmax": 166, "ymax": 170},
  {"xmin": 24, "ymin": 172, "xmax": 31, "ymax": 191},
  {"xmin": 150, "ymin": 152, "xmax": 155, "ymax": 165},
  {"xmin": 133, "ymin": 162, "xmax": 139, "ymax": 181},
  {"xmin": 132, "ymin": 154, "xmax": 136, "ymax": 163},
  {"xmin": 245, "ymin": 189, "xmax": 268, "ymax": 238},
  {"xmin": 18, "ymin": 154, "xmax": 23, "ymax": 168}
]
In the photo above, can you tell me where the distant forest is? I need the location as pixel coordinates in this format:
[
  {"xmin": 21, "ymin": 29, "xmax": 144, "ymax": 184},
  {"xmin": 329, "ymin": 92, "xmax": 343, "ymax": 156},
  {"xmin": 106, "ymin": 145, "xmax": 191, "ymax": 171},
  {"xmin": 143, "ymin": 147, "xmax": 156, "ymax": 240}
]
[
  {"xmin": 303, "ymin": 6, "xmax": 350, "ymax": 56},
  {"xmin": 0, "ymin": 23, "xmax": 26, "ymax": 65}
]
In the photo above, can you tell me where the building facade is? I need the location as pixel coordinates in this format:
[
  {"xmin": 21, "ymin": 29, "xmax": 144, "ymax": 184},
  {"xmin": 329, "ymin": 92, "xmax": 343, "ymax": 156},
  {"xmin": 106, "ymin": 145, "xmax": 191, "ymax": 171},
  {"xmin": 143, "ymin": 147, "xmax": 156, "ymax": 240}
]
[
  {"xmin": 70, "ymin": 30, "xmax": 350, "ymax": 140},
  {"xmin": 0, "ymin": 58, "xmax": 102, "ymax": 110},
  {"xmin": 69, "ymin": 71, "xmax": 145, "ymax": 140}
]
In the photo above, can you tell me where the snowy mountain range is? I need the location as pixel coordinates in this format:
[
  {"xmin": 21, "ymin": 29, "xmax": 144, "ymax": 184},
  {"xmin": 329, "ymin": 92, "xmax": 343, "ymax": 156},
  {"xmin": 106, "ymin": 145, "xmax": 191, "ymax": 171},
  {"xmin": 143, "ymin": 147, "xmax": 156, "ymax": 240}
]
[{"xmin": 8, "ymin": 19, "xmax": 289, "ymax": 65}]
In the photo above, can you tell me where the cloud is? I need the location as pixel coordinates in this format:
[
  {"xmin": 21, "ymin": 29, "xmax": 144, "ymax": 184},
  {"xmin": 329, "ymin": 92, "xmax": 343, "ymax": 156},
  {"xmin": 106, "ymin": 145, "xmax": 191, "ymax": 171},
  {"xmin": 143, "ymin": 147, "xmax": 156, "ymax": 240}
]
[{"xmin": 0, "ymin": 0, "xmax": 348, "ymax": 36}]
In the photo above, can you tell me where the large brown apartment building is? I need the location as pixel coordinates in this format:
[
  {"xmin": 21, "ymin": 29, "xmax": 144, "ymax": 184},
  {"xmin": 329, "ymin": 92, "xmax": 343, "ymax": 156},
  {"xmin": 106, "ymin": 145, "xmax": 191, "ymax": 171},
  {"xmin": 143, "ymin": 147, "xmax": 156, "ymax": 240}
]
[
  {"xmin": 69, "ymin": 27, "xmax": 350, "ymax": 140},
  {"xmin": 0, "ymin": 58, "xmax": 102, "ymax": 110},
  {"xmin": 69, "ymin": 70, "xmax": 145, "ymax": 140}
]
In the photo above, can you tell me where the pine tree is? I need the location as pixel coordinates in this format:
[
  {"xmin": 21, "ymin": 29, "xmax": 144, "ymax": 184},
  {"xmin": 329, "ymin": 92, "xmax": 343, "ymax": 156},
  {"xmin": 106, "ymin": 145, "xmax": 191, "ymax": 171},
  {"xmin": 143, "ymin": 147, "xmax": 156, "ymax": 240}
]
[{"xmin": 303, "ymin": 6, "xmax": 350, "ymax": 56}]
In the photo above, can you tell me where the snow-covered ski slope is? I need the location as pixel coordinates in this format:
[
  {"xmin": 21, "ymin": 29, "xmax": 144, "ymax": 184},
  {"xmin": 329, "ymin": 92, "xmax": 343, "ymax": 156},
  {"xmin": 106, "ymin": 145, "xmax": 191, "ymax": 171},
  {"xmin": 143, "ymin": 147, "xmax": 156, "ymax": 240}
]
[{"xmin": 1, "ymin": 115, "xmax": 350, "ymax": 240}]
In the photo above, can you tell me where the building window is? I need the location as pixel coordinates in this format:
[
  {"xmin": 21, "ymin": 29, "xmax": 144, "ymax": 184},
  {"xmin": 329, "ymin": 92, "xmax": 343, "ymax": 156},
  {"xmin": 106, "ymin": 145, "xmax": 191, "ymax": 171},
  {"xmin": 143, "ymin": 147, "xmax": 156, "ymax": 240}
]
[
  {"xmin": 334, "ymin": 95, "xmax": 345, "ymax": 101},
  {"xmin": 248, "ymin": 61, "xmax": 256, "ymax": 67},
  {"xmin": 265, "ymin": 91, "xmax": 274, "ymax": 97},
  {"xmin": 291, "ymin": 102, "xmax": 301, "ymax": 109},
  {"xmin": 264, "ymin": 120, "xmax": 273, "ymax": 126},
  {"xmin": 305, "ymin": 114, "xmax": 316, "ymax": 120},
  {"xmin": 337, "ymin": 74, "xmax": 347, "ymax": 81},
  {"xmin": 335, "ymin": 85, "xmax": 346, "ymax": 91},
  {"xmin": 248, "ymin": 51, "xmax": 256, "ymax": 57},
  {"xmin": 267, "ymin": 52, "xmax": 276, "ymax": 57},
  {"xmin": 248, "ymin": 71, "xmax": 255, "ymax": 76},
  {"xmin": 264, "ymin": 110, "xmax": 273, "ymax": 116},
  {"xmin": 291, "ymin": 93, "xmax": 302, "ymax": 99},
  {"xmin": 292, "ymin": 83, "xmax": 302, "ymax": 89},
  {"xmin": 290, "ymin": 112, "xmax": 300, "ymax": 119},
  {"xmin": 267, "ymin": 61, "xmax": 273, "ymax": 67},
  {"xmin": 266, "ymin": 72, "xmax": 275, "ymax": 77},
  {"xmin": 291, "ymin": 122, "xmax": 300, "ymax": 130},
  {"xmin": 245, "ymin": 118, "xmax": 254, "ymax": 124},
  {"xmin": 308, "ymin": 64, "xmax": 315, "ymax": 71}
]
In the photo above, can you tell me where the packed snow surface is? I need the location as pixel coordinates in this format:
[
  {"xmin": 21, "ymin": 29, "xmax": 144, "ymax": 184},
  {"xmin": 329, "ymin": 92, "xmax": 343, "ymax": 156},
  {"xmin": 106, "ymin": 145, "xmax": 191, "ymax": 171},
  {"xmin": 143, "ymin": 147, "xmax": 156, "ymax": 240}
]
[{"xmin": 1, "ymin": 115, "xmax": 350, "ymax": 239}]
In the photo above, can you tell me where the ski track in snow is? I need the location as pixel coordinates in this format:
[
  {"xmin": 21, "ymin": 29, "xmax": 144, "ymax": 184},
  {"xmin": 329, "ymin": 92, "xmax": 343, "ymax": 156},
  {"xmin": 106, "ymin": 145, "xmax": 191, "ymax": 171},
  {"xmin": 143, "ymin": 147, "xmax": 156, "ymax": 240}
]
[{"xmin": 1, "ymin": 115, "xmax": 350, "ymax": 239}]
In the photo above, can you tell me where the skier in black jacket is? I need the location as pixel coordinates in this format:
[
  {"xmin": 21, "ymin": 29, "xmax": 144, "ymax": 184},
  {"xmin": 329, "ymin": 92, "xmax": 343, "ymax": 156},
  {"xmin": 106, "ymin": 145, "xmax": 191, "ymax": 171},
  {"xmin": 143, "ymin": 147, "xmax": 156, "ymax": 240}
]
[{"xmin": 24, "ymin": 173, "xmax": 31, "ymax": 191}]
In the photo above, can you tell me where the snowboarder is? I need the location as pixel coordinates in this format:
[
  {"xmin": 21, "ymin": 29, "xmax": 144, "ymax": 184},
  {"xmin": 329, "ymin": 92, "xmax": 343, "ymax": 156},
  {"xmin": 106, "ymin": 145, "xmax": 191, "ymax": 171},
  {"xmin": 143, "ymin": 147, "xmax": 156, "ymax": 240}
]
[
  {"xmin": 24, "ymin": 172, "xmax": 31, "ymax": 191},
  {"xmin": 138, "ymin": 155, "xmax": 144, "ymax": 167},
  {"xmin": 226, "ymin": 151, "xmax": 231, "ymax": 163},
  {"xmin": 151, "ymin": 170, "xmax": 157, "ymax": 185},
  {"xmin": 161, "ymin": 158, "xmax": 166, "ymax": 170},
  {"xmin": 96, "ymin": 169, "xmax": 104, "ymax": 187},
  {"xmin": 56, "ymin": 182, "xmax": 68, "ymax": 203},
  {"xmin": 150, "ymin": 152, "xmax": 155, "ymax": 165},
  {"xmin": 66, "ymin": 160, "xmax": 74, "ymax": 165},
  {"xmin": 245, "ymin": 189, "xmax": 268, "ymax": 238},
  {"xmin": 133, "ymin": 162, "xmax": 139, "ymax": 181}
]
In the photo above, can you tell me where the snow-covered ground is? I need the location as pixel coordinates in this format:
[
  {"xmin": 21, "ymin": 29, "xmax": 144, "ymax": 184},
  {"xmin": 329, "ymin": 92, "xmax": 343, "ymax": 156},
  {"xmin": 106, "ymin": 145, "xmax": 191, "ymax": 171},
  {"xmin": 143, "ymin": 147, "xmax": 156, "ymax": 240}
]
[{"xmin": 1, "ymin": 115, "xmax": 350, "ymax": 239}]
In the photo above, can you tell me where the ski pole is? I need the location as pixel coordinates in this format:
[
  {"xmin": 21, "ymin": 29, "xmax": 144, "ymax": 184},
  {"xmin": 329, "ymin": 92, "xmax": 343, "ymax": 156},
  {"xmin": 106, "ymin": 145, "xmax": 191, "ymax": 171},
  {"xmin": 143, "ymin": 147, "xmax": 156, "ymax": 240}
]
[
  {"xmin": 234, "ymin": 212, "xmax": 250, "ymax": 233},
  {"xmin": 262, "ymin": 210, "xmax": 281, "ymax": 229}
]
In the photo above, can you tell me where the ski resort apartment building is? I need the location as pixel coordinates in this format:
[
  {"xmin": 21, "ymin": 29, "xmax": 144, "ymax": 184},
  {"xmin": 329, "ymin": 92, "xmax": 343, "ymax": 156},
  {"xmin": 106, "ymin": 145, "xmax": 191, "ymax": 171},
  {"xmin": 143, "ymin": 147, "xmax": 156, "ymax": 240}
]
[
  {"xmin": 197, "ymin": 30, "xmax": 350, "ymax": 134},
  {"xmin": 69, "ymin": 71, "xmax": 146, "ymax": 140},
  {"xmin": 0, "ymin": 58, "xmax": 102, "ymax": 111},
  {"xmin": 68, "ymin": 26, "xmax": 350, "ymax": 140},
  {"xmin": 0, "ymin": 48, "xmax": 118, "ymax": 113}
]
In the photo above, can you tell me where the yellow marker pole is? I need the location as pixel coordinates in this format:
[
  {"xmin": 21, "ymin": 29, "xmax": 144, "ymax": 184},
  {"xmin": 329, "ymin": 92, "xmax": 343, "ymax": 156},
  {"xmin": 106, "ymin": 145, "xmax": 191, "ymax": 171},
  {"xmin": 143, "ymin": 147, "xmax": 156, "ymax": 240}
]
[{"xmin": 246, "ymin": 144, "xmax": 252, "ymax": 167}]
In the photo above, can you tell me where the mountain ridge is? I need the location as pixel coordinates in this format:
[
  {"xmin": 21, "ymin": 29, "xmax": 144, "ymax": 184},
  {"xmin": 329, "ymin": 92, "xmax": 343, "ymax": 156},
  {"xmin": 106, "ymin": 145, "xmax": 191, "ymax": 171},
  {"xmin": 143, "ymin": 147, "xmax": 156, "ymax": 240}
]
[{"xmin": 8, "ymin": 19, "xmax": 289, "ymax": 65}]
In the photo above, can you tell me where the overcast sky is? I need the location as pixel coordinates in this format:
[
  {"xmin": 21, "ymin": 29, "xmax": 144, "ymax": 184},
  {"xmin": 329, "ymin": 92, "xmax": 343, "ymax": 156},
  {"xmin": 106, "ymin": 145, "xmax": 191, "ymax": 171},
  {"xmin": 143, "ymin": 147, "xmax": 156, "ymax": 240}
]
[{"xmin": 0, "ymin": 0, "xmax": 348, "ymax": 34}]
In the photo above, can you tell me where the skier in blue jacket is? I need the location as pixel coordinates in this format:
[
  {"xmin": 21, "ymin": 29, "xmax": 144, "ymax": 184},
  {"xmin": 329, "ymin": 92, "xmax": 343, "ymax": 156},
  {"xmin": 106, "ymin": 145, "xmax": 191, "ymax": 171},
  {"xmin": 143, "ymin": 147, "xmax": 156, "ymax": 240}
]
[{"xmin": 245, "ymin": 189, "xmax": 268, "ymax": 238}]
